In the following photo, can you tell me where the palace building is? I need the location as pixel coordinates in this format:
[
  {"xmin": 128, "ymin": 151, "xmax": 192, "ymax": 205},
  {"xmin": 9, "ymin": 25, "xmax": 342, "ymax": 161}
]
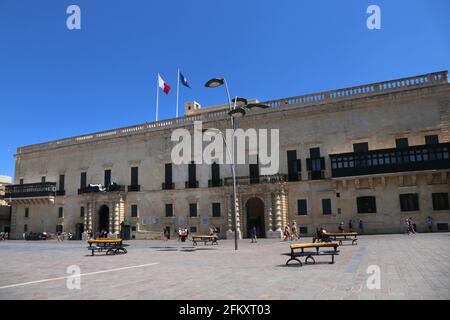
[{"xmin": 5, "ymin": 71, "xmax": 450, "ymax": 240}]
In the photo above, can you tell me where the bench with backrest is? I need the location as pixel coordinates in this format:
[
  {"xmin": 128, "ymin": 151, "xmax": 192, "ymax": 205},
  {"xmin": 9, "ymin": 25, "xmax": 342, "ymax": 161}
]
[
  {"xmin": 283, "ymin": 242, "xmax": 340, "ymax": 266},
  {"xmin": 322, "ymin": 232, "xmax": 358, "ymax": 245},
  {"xmin": 87, "ymin": 238, "xmax": 127, "ymax": 255},
  {"xmin": 191, "ymin": 235, "xmax": 218, "ymax": 246}
]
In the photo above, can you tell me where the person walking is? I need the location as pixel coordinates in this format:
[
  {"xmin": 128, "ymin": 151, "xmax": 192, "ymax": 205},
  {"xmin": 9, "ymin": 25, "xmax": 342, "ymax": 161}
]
[
  {"xmin": 359, "ymin": 220, "xmax": 364, "ymax": 234},
  {"xmin": 290, "ymin": 221, "xmax": 299, "ymax": 240},
  {"xmin": 339, "ymin": 221, "xmax": 345, "ymax": 232},
  {"xmin": 404, "ymin": 219, "xmax": 411, "ymax": 235},
  {"xmin": 408, "ymin": 217, "xmax": 416, "ymax": 234},
  {"xmin": 426, "ymin": 216, "xmax": 433, "ymax": 232},
  {"xmin": 348, "ymin": 220, "xmax": 353, "ymax": 231},
  {"xmin": 163, "ymin": 227, "xmax": 170, "ymax": 241},
  {"xmin": 250, "ymin": 225, "xmax": 257, "ymax": 243},
  {"xmin": 283, "ymin": 225, "xmax": 291, "ymax": 241}
]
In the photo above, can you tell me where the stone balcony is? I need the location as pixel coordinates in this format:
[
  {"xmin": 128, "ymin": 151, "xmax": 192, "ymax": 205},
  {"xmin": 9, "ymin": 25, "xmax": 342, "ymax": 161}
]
[{"xmin": 5, "ymin": 182, "xmax": 56, "ymax": 205}]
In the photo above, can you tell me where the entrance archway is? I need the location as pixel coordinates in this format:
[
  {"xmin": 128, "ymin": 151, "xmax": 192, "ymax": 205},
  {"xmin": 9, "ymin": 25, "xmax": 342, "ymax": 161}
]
[
  {"xmin": 246, "ymin": 197, "xmax": 265, "ymax": 238},
  {"xmin": 98, "ymin": 205, "xmax": 110, "ymax": 233}
]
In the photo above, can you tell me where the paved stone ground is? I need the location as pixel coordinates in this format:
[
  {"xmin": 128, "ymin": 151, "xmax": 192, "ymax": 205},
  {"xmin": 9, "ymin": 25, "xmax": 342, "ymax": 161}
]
[{"xmin": 0, "ymin": 233, "xmax": 449, "ymax": 300}]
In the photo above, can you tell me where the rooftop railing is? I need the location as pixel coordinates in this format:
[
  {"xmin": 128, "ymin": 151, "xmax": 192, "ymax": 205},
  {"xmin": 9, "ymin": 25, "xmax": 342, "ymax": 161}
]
[{"xmin": 17, "ymin": 71, "xmax": 448, "ymax": 155}]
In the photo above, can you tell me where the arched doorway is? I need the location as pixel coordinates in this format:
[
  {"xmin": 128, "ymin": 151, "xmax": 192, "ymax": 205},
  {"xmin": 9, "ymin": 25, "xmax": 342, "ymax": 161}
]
[
  {"xmin": 246, "ymin": 197, "xmax": 265, "ymax": 238},
  {"xmin": 98, "ymin": 205, "xmax": 110, "ymax": 233}
]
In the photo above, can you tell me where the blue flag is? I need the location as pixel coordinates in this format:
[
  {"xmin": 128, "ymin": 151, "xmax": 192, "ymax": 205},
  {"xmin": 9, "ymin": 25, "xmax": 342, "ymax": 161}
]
[{"xmin": 179, "ymin": 71, "xmax": 190, "ymax": 88}]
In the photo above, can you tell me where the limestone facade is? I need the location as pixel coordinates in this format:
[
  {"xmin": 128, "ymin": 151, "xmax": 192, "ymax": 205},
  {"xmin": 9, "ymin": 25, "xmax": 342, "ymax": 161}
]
[{"xmin": 5, "ymin": 71, "xmax": 450, "ymax": 239}]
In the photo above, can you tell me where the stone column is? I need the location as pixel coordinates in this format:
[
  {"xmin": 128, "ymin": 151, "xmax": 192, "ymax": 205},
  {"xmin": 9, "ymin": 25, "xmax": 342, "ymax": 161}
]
[
  {"xmin": 235, "ymin": 196, "xmax": 242, "ymax": 239},
  {"xmin": 267, "ymin": 207, "xmax": 273, "ymax": 232},
  {"xmin": 281, "ymin": 185, "xmax": 288, "ymax": 227},
  {"xmin": 274, "ymin": 192, "xmax": 283, "ymax": 238},
  {"xmin": 226, "ymin": 194, "xmax": 242, "ymax": 240},
  {"xmin": 109, "ymin": 201, "xmax": 114, "ymax": 233},
  {"xmin": 114, "ymin": 201, "xmax": 120, "ymax": 235},
  {"xmin": 83, "ymin": 203, "xmax": 88, "ymax": 231},
  {"xmin": 113, "ymin": 201, "xmax": 120, "ymax": 234},
  {"xmin": 87, "ymin": 202, "xmax": 93, "ymax": 233}
]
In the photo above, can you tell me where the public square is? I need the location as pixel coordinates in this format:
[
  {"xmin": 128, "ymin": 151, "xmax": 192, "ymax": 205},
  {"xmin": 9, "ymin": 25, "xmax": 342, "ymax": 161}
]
[{"xmin": 0, "ymin": 232, "xmax": 449, "ymax": 300}]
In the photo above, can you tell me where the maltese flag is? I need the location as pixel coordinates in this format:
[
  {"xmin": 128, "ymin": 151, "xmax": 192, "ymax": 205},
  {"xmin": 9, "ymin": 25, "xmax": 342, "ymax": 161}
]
[{"xmin": 158, "ymin": 74, "xmax": 171, "ymax": 94}]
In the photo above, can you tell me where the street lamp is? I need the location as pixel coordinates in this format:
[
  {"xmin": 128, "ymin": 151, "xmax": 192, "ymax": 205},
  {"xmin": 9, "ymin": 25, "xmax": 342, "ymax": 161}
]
[
  {"xmin": 205, "ymin": 77, "xmax": 238, "ymax": 250},
  {"xmin": 205, "ymin": 77, "xmax": 270, "ymax": 250}
]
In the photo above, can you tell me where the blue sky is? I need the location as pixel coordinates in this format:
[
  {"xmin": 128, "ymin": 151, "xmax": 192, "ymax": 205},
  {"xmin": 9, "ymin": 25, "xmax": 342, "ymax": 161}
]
[{"xmin": 1, "ymin": 0, "xmax": 449, "ymax": 178}]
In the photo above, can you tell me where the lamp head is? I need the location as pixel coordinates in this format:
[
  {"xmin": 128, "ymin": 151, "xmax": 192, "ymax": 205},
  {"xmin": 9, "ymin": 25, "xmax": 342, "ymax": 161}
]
[
  {"xmin": 204, "ymin": 78, "xmax": 225, "ymax": 88},
  {"xmin": 228, "ymin": 107, "xmax": 246, "ymax": 118}
]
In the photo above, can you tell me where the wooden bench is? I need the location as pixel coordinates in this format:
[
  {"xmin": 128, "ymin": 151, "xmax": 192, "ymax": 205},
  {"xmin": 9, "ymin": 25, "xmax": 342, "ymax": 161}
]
[
  {"xmin": 191, "ymin": 235, "xmax": 218, "ymax": 246},
  {"xmin": 87, "ymin": 238, "xmax": 127, "ymax": 256},
  {"xmin": 322, "ymin": 232, "xmax": 358, "ymax": 245},
  {"xmin": 283, "ymin": 242, "xmax": 339, "ymax": 266}
]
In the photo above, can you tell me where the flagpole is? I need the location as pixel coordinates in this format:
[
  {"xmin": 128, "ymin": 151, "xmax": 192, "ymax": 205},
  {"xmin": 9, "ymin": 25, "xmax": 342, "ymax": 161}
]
[
  {"xmin": 156, "ymin": 74, "xmax": 160, "ymax": 121},
  {"xmin": 176, "ymin": 68, "xmax": 180, "ymax": 118}
]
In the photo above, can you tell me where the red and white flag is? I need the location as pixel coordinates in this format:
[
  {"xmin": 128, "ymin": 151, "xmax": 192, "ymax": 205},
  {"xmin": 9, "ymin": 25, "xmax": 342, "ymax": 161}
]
[{"xmin": 158, "ymin": 74, "xmax": 171, "ymax": 94}]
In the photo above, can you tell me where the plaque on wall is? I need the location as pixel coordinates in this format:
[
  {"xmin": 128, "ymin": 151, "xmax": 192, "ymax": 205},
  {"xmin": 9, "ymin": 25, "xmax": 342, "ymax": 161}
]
[{"xmin": 201, "ymin": 216, "xmax": 209, "ymax": 226}]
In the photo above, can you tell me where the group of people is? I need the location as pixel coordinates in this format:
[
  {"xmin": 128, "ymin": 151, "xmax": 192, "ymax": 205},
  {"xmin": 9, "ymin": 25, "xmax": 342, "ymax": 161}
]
[
  {"xmin": 56, "ymin": 231, "xmax": 74, "ymax": 241},
  {"xmin": 0, "ymin": 232, "xmax": 9, "ymax": 240},
  {"xmin": 282, "ymin": 221, "xmax": 300, "ymax": 241},
  {"xmin": 404, "ymin": 217, "xmax": 417, "ymax": 235},
  {"xmin": 176, "ymin": 227, "xmax": 189, "ymax": 242}
]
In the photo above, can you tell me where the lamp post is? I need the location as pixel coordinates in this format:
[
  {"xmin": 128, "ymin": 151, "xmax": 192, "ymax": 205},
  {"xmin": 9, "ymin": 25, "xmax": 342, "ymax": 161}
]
[
  {"xmin": 205, "ymin": 78, "xmax": 239, "ymax": 250},
  {"xmin": 205, "ymin": 78, "xmax": 270, "ymax": 250}
]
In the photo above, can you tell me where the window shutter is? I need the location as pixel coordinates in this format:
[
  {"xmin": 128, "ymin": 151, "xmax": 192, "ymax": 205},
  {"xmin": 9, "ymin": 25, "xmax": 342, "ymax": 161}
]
[{"xmin": 320, "ymin": 157, "xmax": 325, "ymax": 170}]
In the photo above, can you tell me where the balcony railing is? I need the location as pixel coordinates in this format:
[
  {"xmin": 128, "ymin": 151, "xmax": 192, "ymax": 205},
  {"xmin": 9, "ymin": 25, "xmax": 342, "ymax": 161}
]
[
  {"xmin": 127, "ymin": 185, "xmax": 141, "ymax": 192},
  {"xmin": 308, "ymin": 171, "xmax": 325, "ymax": 180},
  {"xmin": 224, "ymin": 174, "xmax": 287, "ymax": 186},
  {"xmin": 185, "ymin": 181, "xmax": 199, "ymax": 188},
  {"xmin": 330, "ymin": 142, "xmax": 450, "ymax": 178},
  {"xmin": 5, "ymin": 182, "xmax": 56, "ymax": 198},
  {"xmin": 208, "ymin": 179, "xmax": 223, "ymax": 187},
  {"xmin": 287, "ymin": 172, "xmax": 302, "ymax": 182},
  {"xmin": 78, "ymin": 184, "xmax": 125, "ymax": 194},
  {"xmin": 162, "ymin": 182, "xmax": 174, "ymax": 190}
]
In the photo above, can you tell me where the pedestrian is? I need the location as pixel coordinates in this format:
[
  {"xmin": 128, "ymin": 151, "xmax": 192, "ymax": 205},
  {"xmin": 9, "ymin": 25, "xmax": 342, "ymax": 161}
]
[
  {"xmin": 359, "ymin": 220, "xmax": 364, "ymax": 234},
  {"xmin": 339, "ymin": 221, "xmax": 345, "ymax": 232},
  {"xmin": 408, "ymin": 217, "xmax": 416, "ymax": 234},
  {"xmin": 290, "ymin": 221, "xmax": 299, "ymax": 240},
  {"xmin": 177, "ymin": 228, "xmax": 182, "ymax": 241},
  {"xmin": 283, "ymin": 225, "xmax": 290, "ymax": 241},
  {"xmin": 348, "ymin": 220, "xmax": 353, "ymax": 231},
  {"xmin": 426, "ymin": 216, "xmax": 433, "ymax": 232},
  {"xmin": 251, "ymin": 225, "xmax": 257, "ymax": 243},
  {"xmin": 163, "ymin": 227, "xmax": 170, "ymax": 241},
  {"xmin": 404, "ymin": 219, "xmax": 411, "ymax": 235}
]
